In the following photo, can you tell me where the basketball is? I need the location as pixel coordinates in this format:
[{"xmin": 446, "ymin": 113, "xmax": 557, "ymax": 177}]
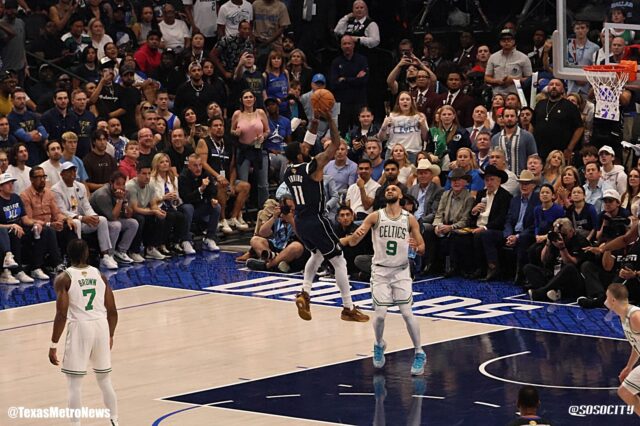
[{"xmin": 310, "ymin": 89, "xmax": 335, "ymax": 115}]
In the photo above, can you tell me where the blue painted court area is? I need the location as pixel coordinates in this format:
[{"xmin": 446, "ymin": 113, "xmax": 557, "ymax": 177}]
[
  {"xmin": 0, "ymin": 251, "xmax": 626, "ymax": 339},
  {"xmin": 3, "ymin": 251, "xmax": 639, "ymax": 424},
  {"xmin": 164, "ymin": 328, "xmax": 635, "ymax": 425}
]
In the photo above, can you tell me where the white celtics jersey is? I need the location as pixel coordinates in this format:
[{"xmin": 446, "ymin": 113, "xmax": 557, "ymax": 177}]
[
  {"xmin": 623, "ymin": 305, "xmax": 640, "ymax": 355},
  {"xmin": 65, "ymin": 266, "xmax": 107, "ymax": 322},
  {"xmin": 372, "ymin": 208, "xmax": 410, "ymax": 268}
]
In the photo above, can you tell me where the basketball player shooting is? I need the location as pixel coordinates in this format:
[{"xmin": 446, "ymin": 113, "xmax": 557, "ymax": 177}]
[
  {"xmin": 49, "ymin": 239, "xmax": 119, "ymax": 426},
  {"xmin": 348, "ymin": 184, "xmax": 427, "ymax": 375},
  {"xmin": 283, "ymin": 108, "xmax": 369, "ymax": 323}
]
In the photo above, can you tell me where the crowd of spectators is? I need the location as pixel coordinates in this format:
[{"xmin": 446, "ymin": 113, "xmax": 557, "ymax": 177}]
[{"xmin": 0, "ymin": 0, "xmax": 636, "ymax": 307}]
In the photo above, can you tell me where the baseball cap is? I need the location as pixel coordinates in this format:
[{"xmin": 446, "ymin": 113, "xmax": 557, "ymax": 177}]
[
  {"xmin": 0, "ymin": 173, "xmax": 16, "ymax": 185},
  {"xmin": 499, "ymin": 29, "xmax": 515, "ymax": 39},
  {"xmin": 120, "ymin": 66, "xmax": 135, "ymax": 75},
  {"xmin": 311, "ymin": 73, "xmax": 326, "ymax": 84},
  {"xmin": 598, "ymin": 145, "xmax": 615, "ymax": 156},
  {"xmin": 61, "ymin": 162, "xmax": 77, "ymax": 172},
  {"xmin": 264, "ymin": 97, "xmax": 278, "ymax": 106},
  {"xmin": 602, "ymin": 188, "xmax": 621, "ymax": 202},
  {"xmin": 100, "ymin": 57, "xmax": 116, "ymax": 69}
]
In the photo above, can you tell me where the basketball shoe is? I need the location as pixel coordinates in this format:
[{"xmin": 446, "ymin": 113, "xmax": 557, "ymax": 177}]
[
  {"xmin": 341, "ymin": 306, "xmax": 369, "ymax": 322},
  {"xmin": 295, "ymin": 290, "xmax": 311, "ymax": 320},
  {"xmin": 411, "ymin": 350, "xmax": 426, "ymax": 375},
  {"xmin": 373, "ymin": 341, "xmax": 386, "ymax": 368}
]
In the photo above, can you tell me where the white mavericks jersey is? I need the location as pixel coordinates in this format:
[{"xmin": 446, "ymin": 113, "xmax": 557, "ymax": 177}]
[
  {"xmin": 65, "ymin": 266, "xmax": 107, "ymax": 322},
  {"xmin": 372, "ymin": 208, "xmax": 411, "ymax": 268},
  {"xmin": 623, "ymin": 305, "xmax": 640, "ymax": 355}
]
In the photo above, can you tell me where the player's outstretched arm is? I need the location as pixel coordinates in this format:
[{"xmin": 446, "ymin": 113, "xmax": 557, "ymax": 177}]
[
  {"xmin": 102, "ymin": 273, "xmax": 118, "ymax": 349},
  {"xmin": 349, "ymin": 212, "xmax": 378, "ymax": 247},
  {"xmin": 408, "ymin": 214, "xmax": 426, "ymax": 255},
  {"xmin": 49, "ymin": 273, "xmax": 71, "ymax": 365},
  {"xmin": 311, "ymin": 110, "xmax": 340, "ymax": 181}
]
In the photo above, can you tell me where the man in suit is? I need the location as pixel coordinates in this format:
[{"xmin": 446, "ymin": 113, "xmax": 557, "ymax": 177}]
[
  {"xmin": 412, "ymin": 68, "xmax": 440, "ymax": 125},
  {"xmin": 409, "ymin": 159, "xmax": 443, "ymax": 226},
  {"xmin": 504, "ymin": 170, "xmax": 540, "ymax": 284},
  {"xmin": 466, "ymin": 165, "xmax": 513, "ymax": 280},
  {"xmin": 453, "ymin": 31, "xmax": 478, "ymax": 73},
  {"xmin": 425, "ymin": 168, "xmax": 475, "ymax": 276},
  {"xmin": 437, "ymin": 71, "xmax": 475, "ymax": 128},
  {"xmin": 466, "ymin": 105, "xmax": 490, "ymax": 150},
  {"xmin": 408, "ymin": 159, "xmax": 443, "ymax": 273}
]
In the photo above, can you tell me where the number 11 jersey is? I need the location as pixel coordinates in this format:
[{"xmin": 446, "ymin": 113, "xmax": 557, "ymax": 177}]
[{"xmin": 284, "ymin": 159, "xmax": 325, "ymax": 218}]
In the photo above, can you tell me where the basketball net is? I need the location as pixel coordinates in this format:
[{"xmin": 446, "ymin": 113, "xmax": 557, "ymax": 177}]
[{"xmin": 584, "ymin": 63, "xmax": 636, "ymax": 122}]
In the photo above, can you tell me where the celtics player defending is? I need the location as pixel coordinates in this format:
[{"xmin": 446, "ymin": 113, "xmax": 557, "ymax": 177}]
[
  {"xmin": 349, "ymin": 185, "xmax": 427, "ymax": 375},
  {"xmin": 284, "ymin": 111, "xmax": 368, "ymax": 322},
  {"xmin": 49, "ymin": 239, "xmax": 119, "ymax": 426},
  {"xmin": 607, "ymin": 282, "xmax": 640, "ymax": 416}
]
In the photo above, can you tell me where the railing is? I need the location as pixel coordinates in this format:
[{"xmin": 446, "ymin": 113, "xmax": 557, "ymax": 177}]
[{"xmin": 26, "ymin": 51, "xmax": 88, "ymax": 84}]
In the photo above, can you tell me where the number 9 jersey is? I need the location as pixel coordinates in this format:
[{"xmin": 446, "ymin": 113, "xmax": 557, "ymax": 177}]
[{"xmin": 372, "ymin": 209, "xmax": 411, "ymax": 268}]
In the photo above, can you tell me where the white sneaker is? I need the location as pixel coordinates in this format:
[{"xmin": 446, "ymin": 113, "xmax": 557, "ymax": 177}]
[
  {"xmin": 220, "ymin": 219, "xmax": 233, "ymax": 234},
  {"xmin": 546, "ymin": 289, "xmax": 562, "ymax": 302},
  {"xmin": 278, "ymin": 261, "xmax": 290, "ymax": 273},
  {"xmin": 100, "ymin": 255, "xmax": 119, "ymax": 270},
  {"xmin": 113, "ymin": 250, "xmax": 133, "ymax": 263},
  {"xmin": 229, "ymin": 217, "xmax": 249, "ymax": 231},
  {"xmin": 203, "ymin": 238, "xmax": 220, "ymax": 251},
  {"xmin": 30, "ymin": 268, "xmax": 49, "ymax": 280},
  {"xmin": 237, "ymin": 214, "xmax": 249, "ymax": 228},
  {"xmin": 129, "ymin": 252, "xmax": 145, "ymax": 263},
  {"xmin": 0, "ymin": 268, "xmax": 18, "ymax": 284},
  {"xmin": 3, "ymin": 252, "xmax": 17, "ymax": 268},
  {"xmin": 181, "ymin": 240, "xmax": 196, "ymax": 255},
  {"xmin": 15, "ymin": 271, "xmax": 34, "ymax": 283},
  {"xmin": 145, "ymin": 247, "xmax": 166, "ymax": 260}
]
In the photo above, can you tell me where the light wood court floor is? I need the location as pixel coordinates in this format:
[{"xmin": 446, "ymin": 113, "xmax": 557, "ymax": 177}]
[{"xmin": 2, "ymin": 285, "xmax": 506, "ymax": 425}]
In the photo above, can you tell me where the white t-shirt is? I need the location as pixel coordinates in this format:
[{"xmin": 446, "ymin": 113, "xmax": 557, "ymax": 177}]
[
  {"xmin": 387, "ymin": 114, "xmax": 424, "ymax": 154},
  {"xmin": 183, "ymin": 0, "xmax": 217, "ymax": 38},
  {"xmin": 159, "ymin": 19, "xmax": 191, "ymax": 50},
  {"xmin": 346, "ymin": 178, "xmax": 380, "ymax": 215},
  {"xmin": 216, "ymin": 0, "xmax": 253, "ymax": 37},
  {"xmin": 92, "ymin": 35, "xmax": 114, "ymax": 60},
  {"xmin": 7, "ymin": 164, "xmax": 31, "ymax": 195},
  {"xmin": 40, "ymin": 160, "xmax": 62, "ymax": 188}
]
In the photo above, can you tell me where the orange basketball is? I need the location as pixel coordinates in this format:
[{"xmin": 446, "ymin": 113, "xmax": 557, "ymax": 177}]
[{"xmin": 310, "ymin": 89, "xmax": 335, "ymax": 114}]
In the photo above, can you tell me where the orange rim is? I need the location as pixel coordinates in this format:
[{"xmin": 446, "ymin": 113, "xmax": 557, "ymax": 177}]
[
  {"xmin": 584, "ymin": 63, "xmax": 636, "ymax": 82},
  {"xmin": 583, "ymin": 64, "xmax": 629, "ymax": 73}
]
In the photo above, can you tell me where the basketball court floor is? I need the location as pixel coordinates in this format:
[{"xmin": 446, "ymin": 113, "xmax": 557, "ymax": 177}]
[{"xmin": 1, "ymin": 249, "xmax": 638, "ymax": 425}]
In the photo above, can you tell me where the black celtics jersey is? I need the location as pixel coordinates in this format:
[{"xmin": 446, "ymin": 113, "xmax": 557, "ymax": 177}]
[{"xmin": 284, "ymin": 159, "xmax": 325, "ymax": 218}]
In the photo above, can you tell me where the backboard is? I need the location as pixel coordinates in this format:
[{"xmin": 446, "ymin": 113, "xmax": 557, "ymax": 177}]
[{"xmin": 552, "ymin": 0, "xmax": 640, "ymax": 86}]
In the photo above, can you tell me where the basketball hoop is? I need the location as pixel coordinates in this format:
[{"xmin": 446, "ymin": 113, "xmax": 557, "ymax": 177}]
[{"xmin": 583, "ymin": 61, "xmax": 637, "ymax": 121}]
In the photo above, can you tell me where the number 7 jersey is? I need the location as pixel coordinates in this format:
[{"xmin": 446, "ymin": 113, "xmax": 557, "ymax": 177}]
[
  {"xmin": 65, "ymin": 266, "xmax": 107, "ymax": 322},
  {"xmin": 284, "ymin": 159, "xmax": 326, "ymax": 217},
  {"xmin": 372, "ymin": 208, "xmax": 411, "ymax": 268}
]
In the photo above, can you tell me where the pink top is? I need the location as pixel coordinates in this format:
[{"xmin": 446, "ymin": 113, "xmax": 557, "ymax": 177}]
[{"xmin": 236, "ymin": 113, "xmax": 264, "ymax": 145}]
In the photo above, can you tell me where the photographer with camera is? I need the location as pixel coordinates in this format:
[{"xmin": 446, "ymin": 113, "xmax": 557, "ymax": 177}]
[
  {"xmin": 580, "ymin": 189, "xmax": 633, "ymax": 308},
  {"xmin": 386, "ymin": 43, "xmax": 437, "ymax": 98},
  {"xmin": 526, "ymin": 218, "xmax": 592, "ymax": 302},
  {"xmin": 246, "ymin": 195, "xmax": 308, "ymax": 273}
]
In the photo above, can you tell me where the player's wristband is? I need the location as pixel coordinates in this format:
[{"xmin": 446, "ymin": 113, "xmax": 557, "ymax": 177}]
[
  {"xmin": 303, "ymin": 130, "xmax": 316, "ymax": 145},
  {"xmin": 50, "ymin": 341, "xmax": 57, "ymax": 349}
]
